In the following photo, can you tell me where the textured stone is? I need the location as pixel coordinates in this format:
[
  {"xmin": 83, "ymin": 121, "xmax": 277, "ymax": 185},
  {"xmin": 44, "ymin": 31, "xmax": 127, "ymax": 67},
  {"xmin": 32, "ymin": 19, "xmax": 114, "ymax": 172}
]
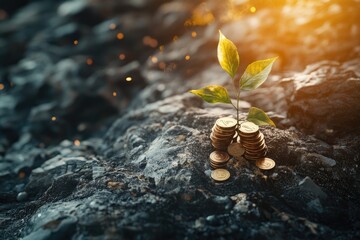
[
  {"xmin": 0, "ymin": 1, "xmax": 359, "ymax": 240},
  {"xmin": 282, "ymin": 60, "xmax": 360, "ymax": 140},
  {"xmin": 299, "ymin": 176, "xmax": 328, "ymax": 200}
]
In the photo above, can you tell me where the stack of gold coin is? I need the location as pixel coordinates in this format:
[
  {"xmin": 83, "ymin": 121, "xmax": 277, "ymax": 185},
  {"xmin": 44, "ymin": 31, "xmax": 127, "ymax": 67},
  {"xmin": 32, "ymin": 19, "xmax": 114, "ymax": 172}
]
[
  {"xmin": 210, "ymin": 117, "xmax": 237, "ymax": 151},
  {"xmin": 209, "ymin": 151, "xmax": 230, "ymax": 169},
  {"xmin": 239, "ymin": 121, "xmax": 268, "ymax": 161}
]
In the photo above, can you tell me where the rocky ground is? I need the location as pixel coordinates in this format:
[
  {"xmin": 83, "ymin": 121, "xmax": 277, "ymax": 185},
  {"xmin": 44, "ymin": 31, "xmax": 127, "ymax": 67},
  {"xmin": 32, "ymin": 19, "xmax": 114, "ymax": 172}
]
[{"xmin": 1, "ymin": 0, "xmax": 360, "ymax": 239}]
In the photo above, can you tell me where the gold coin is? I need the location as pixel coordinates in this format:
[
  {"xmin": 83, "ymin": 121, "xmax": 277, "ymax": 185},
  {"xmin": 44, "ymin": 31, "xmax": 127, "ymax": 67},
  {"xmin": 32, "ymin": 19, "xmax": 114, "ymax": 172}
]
[
  {"xmin": 210, "ymin": 151, "xmax": 230, "ymax": 163},
  {"xmin": 211, "ymin": 136, "xmax": 232, "ymax": 142},
  {"xmin": 227, "ymin": 143, "xmax": 245, "ymax": 157},
  {"xmin": 211, "ymin": 144, "xmax": 227, "ymax": 151},
  {"xmin": 210, "ymin": 161, "xmax": 227, "ymax": 165},
  {"xmin": 211, "ymin": 132, "xmax": 234, "ymax": 139},
  {"xmin": 240, "ymin": 132, "xmax": 263, "ymax": 142},
  {"xmin": 210, "ymin": 162, "xmax": 227, "ymax": 169},
  {"xmin": 241, "ymin": 139, "xmax": 264, "ymax": 147},
  {"xmin": 245, "ymin": 148, "xmax": 268, "ymax": 157},
  {"xmin": 244, "ymin": 144, "xmax": 267, "ymax": 153},
  {"xmin": 241, "ymin": 137, "xmax": 265, "ymax": 146},
  {"xmin": 213, "ymin": 132, "xmax": 235, "ymax": 138},
  {"xmin": 239, "ymin": 131, "xmax": 259, "ymax": 138},
  {"xmin": 212, "ymin": 143, "xmax": 232, "ymax": 149},
  {"xmin": 255, "ymin": 158, "xmax": 276, "ymax": 170},
  {"xmin": 216, "ymin": 117, "xmax": 237, "ymax": 129},
  {"xmin": 245, "ymin": 151, "xmax": 267, "ymax": 158},
  {"xmin": 212, "ymin": 141, "xmax": 232, "ymax": 147},
  {"xmin": 213, "ymin": 125, "xmax": 236, "ymax": 132},
  {"xmin": 239, "ymin": 122, "xmax": 259, "ymax": 134},
  {"xmin": 242, "ymin": 143, "xmax": 266, "ymax": 151},
  {"xmin": 211, "ymin": 168, "xmax": 230, "ymax": 181}
]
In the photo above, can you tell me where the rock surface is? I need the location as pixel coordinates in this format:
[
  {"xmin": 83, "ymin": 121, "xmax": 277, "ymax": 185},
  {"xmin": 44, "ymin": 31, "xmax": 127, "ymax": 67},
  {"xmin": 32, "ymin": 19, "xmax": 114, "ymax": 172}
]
[
  {"xmin": 0, "ymin": 0, "xmax": 360, "ymax": 239},
  {"xmin": 283, "ymin": 60, "xmax": 360, "ymax": 141}
]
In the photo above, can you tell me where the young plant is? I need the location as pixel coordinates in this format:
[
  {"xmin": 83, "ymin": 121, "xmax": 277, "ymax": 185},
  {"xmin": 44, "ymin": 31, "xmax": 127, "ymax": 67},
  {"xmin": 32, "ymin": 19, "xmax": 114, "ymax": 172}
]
[{"xmin": 190, "ymin": 31, "xmax": 277, "ymax": 127}]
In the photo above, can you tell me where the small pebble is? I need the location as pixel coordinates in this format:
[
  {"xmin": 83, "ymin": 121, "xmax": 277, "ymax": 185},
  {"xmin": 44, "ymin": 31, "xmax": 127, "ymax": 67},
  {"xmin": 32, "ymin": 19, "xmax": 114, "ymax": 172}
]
[{"xmin": 17, "ymin": 192, "xmax": 28, "ymax": 202}]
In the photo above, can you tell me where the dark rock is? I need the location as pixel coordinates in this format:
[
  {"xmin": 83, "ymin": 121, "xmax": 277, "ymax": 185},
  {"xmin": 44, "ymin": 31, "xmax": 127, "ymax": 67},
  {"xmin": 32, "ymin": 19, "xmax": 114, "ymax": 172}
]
[
  {"xmin": 0, "ymin": 1, "xmax": 359, "ymax": 239},
  {"xmin": 16, "ymin": 191, "xmax": 28, "ymax": 202},
  {"xmin": 23, "ymin": 215, "xmax": 77, "ymax": 240},
  {"xmin": 57, "ymin": 0, "xmax": 102, "ymax": 25},
  {"xmin": 282, "ymin": 60, "xmax": 360, "ymax": 140},
  {"xmin": 298, "ymin": 176, "xmax": 328, "ymax": 200}
]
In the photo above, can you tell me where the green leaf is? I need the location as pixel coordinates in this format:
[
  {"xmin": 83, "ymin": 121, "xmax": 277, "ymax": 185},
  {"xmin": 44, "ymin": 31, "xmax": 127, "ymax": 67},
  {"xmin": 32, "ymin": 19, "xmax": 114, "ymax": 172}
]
[
  {"xmin": 246, "ymin": 107, "xmax": 276, "ymax": 127},
  {"xmin": 189, "ymin": 85, "xmax": 232, "ymax": 104},
  {"xmin": 239, "ymin": 57, "xmax": 277, "ymax": 91},
  {"xmin": 217, "ymin": 30, "xmax": 240, "ymax": 78}
]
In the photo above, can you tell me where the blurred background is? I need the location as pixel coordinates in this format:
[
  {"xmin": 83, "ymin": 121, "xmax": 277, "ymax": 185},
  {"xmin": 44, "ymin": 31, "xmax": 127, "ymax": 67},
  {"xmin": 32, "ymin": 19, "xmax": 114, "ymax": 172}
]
[{"xmin": 0, "ymin": 0, "xmax": 359, "ymax": 147}]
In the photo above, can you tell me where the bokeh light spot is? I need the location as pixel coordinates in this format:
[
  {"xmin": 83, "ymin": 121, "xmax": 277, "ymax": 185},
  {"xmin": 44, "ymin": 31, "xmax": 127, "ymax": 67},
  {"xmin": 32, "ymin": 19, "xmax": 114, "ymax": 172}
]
[
  {"xmin": 151, "ymin": 56, "xmax": 158, "ymax": 63},
  {"xmin": 117, "ymin": 32, "xmax": 124, "ymax": 40},
  {"xmin": 109, "ymin": 23, "xmax": 116, "ymax": 30},
  {"xmin": 74, "ymin": 139, "xmax": 81, "ymax": 146},
  {"xmin": 86, "ymin": 58, "xmax": 93, "ymax": 65},
  {"xmin": 143, "ymin": 36, "xmax": 158, "ymax": 48},
  {"xmin": 119, "ymin": 53, "xmax": 126, "ymax": 60}
]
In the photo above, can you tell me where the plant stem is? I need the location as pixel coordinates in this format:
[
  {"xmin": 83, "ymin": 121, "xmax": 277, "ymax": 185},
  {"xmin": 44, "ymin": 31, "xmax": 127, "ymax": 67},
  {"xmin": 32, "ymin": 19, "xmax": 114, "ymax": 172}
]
[
  {"xmin": 231, "ymin": 101, "xmax": 237, "ymax": 110},
  {"xmin": 236, "ymin": 90, "xmax": 240, "ymax": 126}
]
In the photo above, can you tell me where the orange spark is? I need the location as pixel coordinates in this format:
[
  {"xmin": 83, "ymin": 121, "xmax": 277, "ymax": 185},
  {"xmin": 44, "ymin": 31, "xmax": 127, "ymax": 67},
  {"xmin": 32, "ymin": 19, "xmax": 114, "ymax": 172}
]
[
  {"xmin": 86, "ymin": 58, "xmax": 93, "ymax": 65},
  {"xmin": 117, "ymin": 32, "xmax": 124, "ymax": 40},
  {"xmin": 143, "ymin": 36, "xmax": 158, "ymax": 48},
  {"xmin": 74, "ymin": 139, "xmax": 81, "ymax": 146},
  {"xmin": 119, "ymin": 53, "xmax": 126, "ymax": 60},
  {"xmin": 151, "ymin": 56, "xmax": 158, "ymax": 63}
]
